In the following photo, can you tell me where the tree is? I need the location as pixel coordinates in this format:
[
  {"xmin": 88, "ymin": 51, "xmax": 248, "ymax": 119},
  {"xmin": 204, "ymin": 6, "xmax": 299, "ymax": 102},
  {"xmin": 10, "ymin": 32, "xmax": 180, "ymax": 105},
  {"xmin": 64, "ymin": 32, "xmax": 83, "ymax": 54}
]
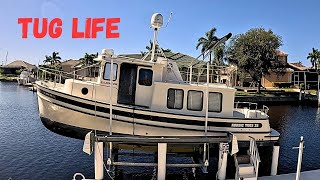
[
  {"xmin": 307, "ymin": 48, "xmax": 320, "ymax": 96},
  {"xmin": 196, "ymin": 28, "xmax": 219, "ymax": 63},
  {"xmin": 226, "ymin": 28, "xmax": 283, "ymax": 93},
  {"xmin": 79, "ymin": 53, "xmax": 98, "ymax": 77},
  {"xmin": 79, "ymin": 53, "xmax": 98, "ymax": 67},
  {"xmin": 43, "ymin": 51, "xmax": 62, "ymax": 68},
  {"xmin": 145, "ymin": 40, "xmax": 171, "ymax": 53},
  {"xmin": 213, "ymin": 43, "xmax": 226, "ymax": 66},
  {"xmin": 141, "ymin": 40, "xmax": 171, "ymax": 57},
  {"xmin": 307, "ymin": 48, "xmax": 320, "ymax": 70}
]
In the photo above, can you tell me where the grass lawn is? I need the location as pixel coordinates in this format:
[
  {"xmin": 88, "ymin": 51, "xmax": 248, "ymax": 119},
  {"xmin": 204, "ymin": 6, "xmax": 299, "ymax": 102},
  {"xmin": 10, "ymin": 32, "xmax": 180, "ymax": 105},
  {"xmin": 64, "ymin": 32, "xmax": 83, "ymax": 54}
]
[
  {"xmin": 0, "ymin": 75, "xmax": 17, "ymax": 81},
  {"xmin": 235, "ymin": 91, "xmax": 275, "ymax": 97}
]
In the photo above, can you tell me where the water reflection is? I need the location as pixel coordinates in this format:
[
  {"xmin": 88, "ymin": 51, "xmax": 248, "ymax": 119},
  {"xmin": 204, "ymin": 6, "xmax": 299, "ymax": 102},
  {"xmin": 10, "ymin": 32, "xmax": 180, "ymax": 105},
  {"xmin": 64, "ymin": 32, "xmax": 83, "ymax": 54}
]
[{"xmin": 268, "ymin": 105, "xmax": 320, "ymax": 174}]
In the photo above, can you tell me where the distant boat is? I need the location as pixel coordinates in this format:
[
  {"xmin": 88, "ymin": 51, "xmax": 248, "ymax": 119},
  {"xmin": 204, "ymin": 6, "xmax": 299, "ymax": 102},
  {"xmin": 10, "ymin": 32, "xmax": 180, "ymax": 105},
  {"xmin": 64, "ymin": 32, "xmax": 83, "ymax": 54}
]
[{"xmin": 17, "ymin": 71, "xmax": 35, "ymax": 86}]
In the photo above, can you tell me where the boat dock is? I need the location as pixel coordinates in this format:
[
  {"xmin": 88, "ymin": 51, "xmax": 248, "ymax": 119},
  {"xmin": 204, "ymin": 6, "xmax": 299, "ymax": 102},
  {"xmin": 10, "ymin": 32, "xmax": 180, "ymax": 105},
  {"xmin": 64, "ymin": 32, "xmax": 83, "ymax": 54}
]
[{"xmin": 260, "ymin": 169, "xmax": 320, "ymax": 180}]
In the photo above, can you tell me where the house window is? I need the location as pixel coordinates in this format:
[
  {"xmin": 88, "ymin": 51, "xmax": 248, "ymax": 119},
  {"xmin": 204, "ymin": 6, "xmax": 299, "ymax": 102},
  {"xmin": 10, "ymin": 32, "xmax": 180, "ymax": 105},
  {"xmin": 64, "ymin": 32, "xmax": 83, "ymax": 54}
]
[
  {"xmin": 167, "ymin": 89, "xmax": 184, "ymax": 109},
  {"xmin": 103, "ymin": 63, "xmax": 117, "ymax": 80},
  {"xmin": 187, "ymin": 90, "xmax": 203, "ymax": 111},
  {"xmin": 208, "ymin": 92, "xmax": 222, "ymax": 112},
  {"xmin": 138, "ymin": 69, "xmax": 153, "ymax": 86}
]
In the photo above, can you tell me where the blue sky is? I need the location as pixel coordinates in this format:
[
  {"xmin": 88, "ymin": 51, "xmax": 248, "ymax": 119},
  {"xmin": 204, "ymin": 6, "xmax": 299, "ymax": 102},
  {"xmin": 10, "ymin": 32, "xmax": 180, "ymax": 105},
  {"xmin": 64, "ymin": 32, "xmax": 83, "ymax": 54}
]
[{"xmin": 0, "ymin": 0, "xmax": 319, "ymax": 66}]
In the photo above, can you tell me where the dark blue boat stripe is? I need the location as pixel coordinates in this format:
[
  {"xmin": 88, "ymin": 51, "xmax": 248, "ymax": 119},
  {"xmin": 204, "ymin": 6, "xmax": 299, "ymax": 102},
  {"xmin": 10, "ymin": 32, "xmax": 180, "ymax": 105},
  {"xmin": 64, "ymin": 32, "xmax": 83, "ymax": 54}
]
[
  {"xmin": 38, "ymin": 87, "xmax": 263, "ymax": 129},
  {"xmin": 38, "ymin": 84, "xmax": 268, "ymax": 120}
]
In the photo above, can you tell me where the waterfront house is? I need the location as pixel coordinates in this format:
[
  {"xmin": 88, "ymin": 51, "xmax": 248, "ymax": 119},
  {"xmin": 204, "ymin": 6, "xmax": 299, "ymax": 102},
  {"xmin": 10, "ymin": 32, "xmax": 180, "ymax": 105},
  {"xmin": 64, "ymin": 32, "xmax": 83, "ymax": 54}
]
[
  {"xmin": 0, "ymin": 60, "xmax": 37, "ymax": 76},
  {"xmin": 61, "ymin": 59, "xmax": 80, "ymax": 73},
  {"xmin": 287, "ymin": 62, "xmax": 317, "ymax": 89},
  {"xmin": 260, "ymin": 51, "xmax": 317, "ymax": 89},
  {"xmin": 261, "ymin": 50, "xmax": 294, "ymax": 88}
]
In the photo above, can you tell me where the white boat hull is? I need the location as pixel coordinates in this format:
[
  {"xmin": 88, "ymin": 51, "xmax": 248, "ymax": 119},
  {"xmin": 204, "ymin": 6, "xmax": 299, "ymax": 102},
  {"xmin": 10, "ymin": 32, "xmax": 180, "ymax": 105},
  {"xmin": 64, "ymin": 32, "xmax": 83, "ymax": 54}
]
[{"xmin": 37, "ymin": 84, "xmax": 279, "ymax": 143}]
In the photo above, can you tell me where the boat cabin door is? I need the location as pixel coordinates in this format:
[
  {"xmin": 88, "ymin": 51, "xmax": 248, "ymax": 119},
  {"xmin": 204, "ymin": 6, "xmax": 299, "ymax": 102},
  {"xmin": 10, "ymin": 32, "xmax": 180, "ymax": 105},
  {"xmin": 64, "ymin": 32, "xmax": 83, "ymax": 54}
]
[
  {"xmin": 135, "ymin": 66, "xmax": 153, "ymax": 107},
  {"xmin": 117, "ymin": 63, "xmax": 137, "ymax": 105}
]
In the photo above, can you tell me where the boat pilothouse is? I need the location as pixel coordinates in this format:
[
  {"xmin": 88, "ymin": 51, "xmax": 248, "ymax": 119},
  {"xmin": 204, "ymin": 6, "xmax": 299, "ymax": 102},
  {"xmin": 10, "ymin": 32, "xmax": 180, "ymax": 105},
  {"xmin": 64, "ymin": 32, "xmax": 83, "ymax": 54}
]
[{"xmin": 36, "ymin": 13, "xmax": 279, "ymax": 144}]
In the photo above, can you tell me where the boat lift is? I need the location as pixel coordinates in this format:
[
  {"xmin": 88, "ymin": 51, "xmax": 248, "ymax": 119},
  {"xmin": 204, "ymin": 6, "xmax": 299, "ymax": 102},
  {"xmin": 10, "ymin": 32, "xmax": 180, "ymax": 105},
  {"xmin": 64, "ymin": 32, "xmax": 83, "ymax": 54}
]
[{"xmin": 82, "ymin": 132, "xmax": 236, "ymax": 180}]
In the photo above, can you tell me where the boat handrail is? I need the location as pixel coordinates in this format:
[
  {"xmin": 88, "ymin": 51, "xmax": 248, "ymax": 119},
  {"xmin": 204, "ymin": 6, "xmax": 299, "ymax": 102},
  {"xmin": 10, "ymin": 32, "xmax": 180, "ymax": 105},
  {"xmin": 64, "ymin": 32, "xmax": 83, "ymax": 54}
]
[
  {"xmin": 234, "ymin": 101, "xmax": 258, "ymax": 110},
  {"xmin": 39, "ymin": 62, "xmax": 100, "ymax": 76},
  {"xmin": 38, "ymin": 67, "xmax": 89, "ymax": 82},
  {"xmin": 249, "ymin": 136, "xmax": 261, "ymax": 179},
  {"xmin": 233, "ymin": 154, "xmax": 240, "ymax": 180},
  {"xmin": 262, "ymin": 105, "xmax": 269, "ymax": 114}
]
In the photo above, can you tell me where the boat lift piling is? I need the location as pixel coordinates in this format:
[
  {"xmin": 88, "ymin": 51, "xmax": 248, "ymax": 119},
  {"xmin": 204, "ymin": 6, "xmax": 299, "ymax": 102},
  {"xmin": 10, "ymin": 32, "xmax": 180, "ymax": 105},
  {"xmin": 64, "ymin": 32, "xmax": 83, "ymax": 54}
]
[
  {"xmin": 271, "ymin": 142, "xmax": 280, "ymax": 176},
  {"xmin": 83, "ymin": 133, "xmax": 231, "ymax": 180},
  {"xmin": 217, "ymin": 143, "xmax": 229, "ymax": 180}
]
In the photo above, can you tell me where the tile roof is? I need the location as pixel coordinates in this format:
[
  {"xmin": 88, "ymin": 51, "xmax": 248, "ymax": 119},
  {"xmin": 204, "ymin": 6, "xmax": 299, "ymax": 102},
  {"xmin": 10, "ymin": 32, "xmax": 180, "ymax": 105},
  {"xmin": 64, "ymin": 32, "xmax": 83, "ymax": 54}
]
[{"xmin": 4, "ymin": 60, "xmax": 36, "ymax": 70}]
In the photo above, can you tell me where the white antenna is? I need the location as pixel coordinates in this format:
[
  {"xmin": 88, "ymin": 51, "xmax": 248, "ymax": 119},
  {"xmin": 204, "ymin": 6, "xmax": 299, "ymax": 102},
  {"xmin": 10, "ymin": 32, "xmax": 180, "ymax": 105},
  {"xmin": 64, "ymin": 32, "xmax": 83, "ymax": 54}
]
[
  {"xmin": 163, "ymin": 12, "xmax": 173, "ymax": 28},
  {"xmin": 150, "ymin": 13, "xmax": 163, "ymax": 62}
]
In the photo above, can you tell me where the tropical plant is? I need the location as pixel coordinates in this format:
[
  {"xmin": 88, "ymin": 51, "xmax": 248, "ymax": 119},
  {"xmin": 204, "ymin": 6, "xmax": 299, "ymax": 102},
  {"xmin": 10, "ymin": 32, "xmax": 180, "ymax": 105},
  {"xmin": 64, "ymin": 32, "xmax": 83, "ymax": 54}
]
[
  {"xmin": 213, "ymin": 43, "xmax": 226, "ymax": 66},
  {"xmin": 43, "ymin": 51, "xmax": 62, "ymax": 68},
  {"xmin": 307, "ymin": 48, "xmax": 320, "ymax": 71},
  {"xmin": 145, "ymin": 40, "xmax": 171, "ymax": 53},
  {"xmin": 79, "ymin": 53, "xmax": 98, "ymax": 67},
  {"xmin": 196, "ymin": 28, "xmax": 219, "ymax": 63},
  {"xmin": 226, "ymin": 28, "xmax": 283, "ymax": 93},
  {"xmin": 79, "ymin": 53, "xmax": 99, "ymax": 77}
]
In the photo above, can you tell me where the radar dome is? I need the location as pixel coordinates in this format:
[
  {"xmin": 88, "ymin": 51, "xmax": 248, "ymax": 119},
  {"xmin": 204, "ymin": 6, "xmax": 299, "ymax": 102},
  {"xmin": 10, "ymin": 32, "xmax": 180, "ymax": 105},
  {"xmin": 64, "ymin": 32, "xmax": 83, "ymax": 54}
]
[{"xmin": 151, "ymin": 13, "xmax": 163, "ymax": 29}]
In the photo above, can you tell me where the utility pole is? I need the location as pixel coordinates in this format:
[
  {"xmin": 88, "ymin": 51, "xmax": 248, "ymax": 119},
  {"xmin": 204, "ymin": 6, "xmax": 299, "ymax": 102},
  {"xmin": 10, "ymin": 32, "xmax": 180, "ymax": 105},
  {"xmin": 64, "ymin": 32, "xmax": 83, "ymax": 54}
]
[{"xmin": 5, "ymin": 51, "xmax": 8, "ymax": 65}]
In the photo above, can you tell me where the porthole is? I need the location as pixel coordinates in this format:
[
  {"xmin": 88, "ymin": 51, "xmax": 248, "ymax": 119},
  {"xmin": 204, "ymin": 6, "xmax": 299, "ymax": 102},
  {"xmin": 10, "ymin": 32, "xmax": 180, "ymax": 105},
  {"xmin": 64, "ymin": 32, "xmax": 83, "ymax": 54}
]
[{"xmin": 81, "ymin": 87, "xmax": 88, "ymax": 95}]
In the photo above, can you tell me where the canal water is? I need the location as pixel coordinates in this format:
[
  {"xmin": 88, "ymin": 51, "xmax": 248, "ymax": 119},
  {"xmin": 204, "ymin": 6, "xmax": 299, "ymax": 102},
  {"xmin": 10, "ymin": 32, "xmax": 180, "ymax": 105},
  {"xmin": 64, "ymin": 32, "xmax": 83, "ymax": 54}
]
[{"xmin": 1, "ymin": 81, "xmax": 320, "ymax": 179}]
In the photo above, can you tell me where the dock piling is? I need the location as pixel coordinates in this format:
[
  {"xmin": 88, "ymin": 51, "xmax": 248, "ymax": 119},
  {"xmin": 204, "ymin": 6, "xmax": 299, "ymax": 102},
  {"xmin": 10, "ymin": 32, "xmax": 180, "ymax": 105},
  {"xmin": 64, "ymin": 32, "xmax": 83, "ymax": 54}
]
[
  {"xmin": 157, "ymin": 143, "xmax": 167, "ymax": 180},
  {"xmin": 217, "ymin": 143, "xmax": 229, "ymax": 180},
  {"xmin": 94, "ymin": 142, "xmax": 104, "ymax": 180},
  {"xmin": 295, "ymin": 136, "xmax": 304, "ymax": 180},
  {"xmin": 271, "ymin": 143, "xmax": 280, "ymax": 175}
]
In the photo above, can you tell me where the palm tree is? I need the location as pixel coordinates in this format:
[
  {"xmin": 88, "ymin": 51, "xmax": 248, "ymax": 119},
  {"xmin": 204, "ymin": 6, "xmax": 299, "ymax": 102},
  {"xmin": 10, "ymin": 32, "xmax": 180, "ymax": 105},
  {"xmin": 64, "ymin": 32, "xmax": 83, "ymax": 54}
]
[
  {"xmin": 43, "ymin": 51, "xmax": 62, "ymax": 66},
  {"xmin": 307, "ymin": 48, "xmax": 320, "ymax": 69},
  {"xmin": 145, "ymin": 40, "xmax": 171, "ymax": 54},
  {"xmin": 307, "ymin": 48, "xmax": 320, "ymax": 97},
  {"xmin": 196, "ymin": 28, "xmax": 219, "ymax": 63},
  {"xmin": 79, "ymin": 53, "xmax": 98, "ymax": 77},
  {"xmin": 213, "ymin": 43, "xmax": 226, "ymax": 66},
  {"xmin": 79, "ymin": 53, "xmax": 98, "ymax": 67}
]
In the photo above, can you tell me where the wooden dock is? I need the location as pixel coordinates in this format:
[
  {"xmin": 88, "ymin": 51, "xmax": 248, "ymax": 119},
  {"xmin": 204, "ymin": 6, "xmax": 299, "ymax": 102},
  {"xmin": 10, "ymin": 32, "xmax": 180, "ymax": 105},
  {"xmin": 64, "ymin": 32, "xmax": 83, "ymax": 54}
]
[{"xmin": 260, "ymin": 169, "xmax": 320, "ymax": 180}]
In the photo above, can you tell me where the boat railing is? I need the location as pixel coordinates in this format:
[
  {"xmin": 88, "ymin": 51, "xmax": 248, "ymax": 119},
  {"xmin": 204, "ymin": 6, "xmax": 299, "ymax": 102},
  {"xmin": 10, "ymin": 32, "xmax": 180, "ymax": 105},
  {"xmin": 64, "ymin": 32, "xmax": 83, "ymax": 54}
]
[
  {"xmin": 234, "ymin": 102, "xmax": 269, "ymax": 118},
  {"xmin": 249, "ymin": 136, "xmax": 261, "ymax": 179},
  {"xmin": 37, "ymin": 63, "xmax": 101, "ymax": 86},
  {"xmin": 234, "ymin": 101, "xmax": 258, "ymax": 110}
]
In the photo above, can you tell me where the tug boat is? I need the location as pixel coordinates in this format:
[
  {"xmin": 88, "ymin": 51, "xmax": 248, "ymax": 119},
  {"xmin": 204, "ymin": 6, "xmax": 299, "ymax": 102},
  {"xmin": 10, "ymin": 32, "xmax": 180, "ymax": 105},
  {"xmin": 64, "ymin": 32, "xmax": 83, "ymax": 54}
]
[{"xmin": 36, "ymin": 13, "xmax": 279, "ymax": 144}]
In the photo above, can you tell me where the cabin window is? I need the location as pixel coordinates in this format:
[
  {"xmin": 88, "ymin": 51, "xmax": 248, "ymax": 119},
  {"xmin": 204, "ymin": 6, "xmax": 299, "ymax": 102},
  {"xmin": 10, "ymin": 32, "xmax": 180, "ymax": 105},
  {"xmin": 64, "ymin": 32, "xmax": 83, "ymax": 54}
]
[
  {"xmin": 103, "ymin": 63, "xmax": 118, "ymax": 80},
  {"xmin": 208, "ymin": 92, "xmax": 222, "ymax": 112},
  {"xmin": 138, "ymin": 69, "xmax": 153, "ymax": 86},
  {"xmin": 187, "ymin": 90, "xmax": 203, "ymax": 111},
  {"xmin": 167, "ymin": 89, "xmax": 184, "ymax": 109}
]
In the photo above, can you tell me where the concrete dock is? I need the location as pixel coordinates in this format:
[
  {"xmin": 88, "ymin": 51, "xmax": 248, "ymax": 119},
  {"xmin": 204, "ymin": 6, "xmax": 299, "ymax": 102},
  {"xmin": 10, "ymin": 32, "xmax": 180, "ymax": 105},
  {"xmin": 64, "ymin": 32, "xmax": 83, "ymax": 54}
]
[{"xmin": 260, "ymin": 169, "xmax": 320, "ymax": 180}]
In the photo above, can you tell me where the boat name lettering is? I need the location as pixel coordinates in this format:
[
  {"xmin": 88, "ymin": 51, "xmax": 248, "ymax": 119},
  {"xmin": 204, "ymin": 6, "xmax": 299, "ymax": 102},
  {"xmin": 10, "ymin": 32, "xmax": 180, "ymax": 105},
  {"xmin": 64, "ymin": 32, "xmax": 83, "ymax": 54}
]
[{"xmin": 231, "ymin": 123, "xmax": 261, "ymax": 128}]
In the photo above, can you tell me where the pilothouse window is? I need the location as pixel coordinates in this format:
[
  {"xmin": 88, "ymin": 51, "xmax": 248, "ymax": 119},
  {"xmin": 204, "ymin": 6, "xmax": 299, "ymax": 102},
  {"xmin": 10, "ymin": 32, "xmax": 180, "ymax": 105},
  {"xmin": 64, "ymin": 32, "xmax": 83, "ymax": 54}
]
[
  {"xmin": 167, "ymin": 89, "xmax": 184, "ymax": 109},
  {"xmin": 187, "ymin": 90, "xmax": 203, "ymax": 111},
  {"xmin": 208, "ymin": 92, "xmax": 222, "ymax": 112},
  {"xmin": 138, "ymin": 69, "xmax": 153, "ymax": 86},
  {"xmin": 103, "ymin": 63, "xmax": 118, "ymax": 80}
]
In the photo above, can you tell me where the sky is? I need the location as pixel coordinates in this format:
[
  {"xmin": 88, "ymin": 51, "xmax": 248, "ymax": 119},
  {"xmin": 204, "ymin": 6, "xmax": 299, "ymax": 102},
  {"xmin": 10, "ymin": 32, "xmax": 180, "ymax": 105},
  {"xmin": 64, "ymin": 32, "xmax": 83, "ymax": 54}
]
[{"xmin": 0, "ymin": 0, "xmax": 320, "ymax": 66}]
